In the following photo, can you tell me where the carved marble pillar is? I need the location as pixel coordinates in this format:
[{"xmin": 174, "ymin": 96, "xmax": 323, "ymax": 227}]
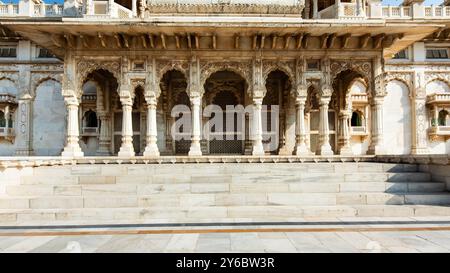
[
  {"xmin": 411, "ymin": 70, "xmax": 429, "ymax": 155},
  {"xmin": 368, "ymin": 97, "xmax": 384, "ymax": 155},
  {"xmin": 316, "ymin": 96, "xmax": 333, "ymax": 155},
  {"xmin": 411, "ymin": 97, "xmax": 428, "ymax": 154},
  {"xmin": 15, "ymin": 95, "xmax": 33, "ymax": 155},
  {"xmin": 188, "ymin": 95, "xmax": 202, "ymax": 156},
  {"xmin": 96, "ymin": 112, "xmax": 111, "ymax": 155},
  {"xmin": 118, "ymin": 96, "xmax": 135, "ymax": 157},
  {"xmin": 252, "ymin": 97, "xmax": 265, "ymax": 156},
  {"xmin": 294, "ymin": 96, "xmax": 310, "ymax": 155},
  {"xmin": 338, "ymin": 110, "xmax": 353, "ymax": 155},
  {"xmin": 143, "ymin": 96, "xmax": 159, "ymax": 156},
  {"xmin": 61, "ymin": 96, "xmax": 84, "ymax": 157}
]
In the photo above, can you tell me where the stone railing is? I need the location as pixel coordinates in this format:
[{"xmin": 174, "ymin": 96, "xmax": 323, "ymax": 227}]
[
  {"xmin": 351, "ymin": 94, "xmax": 368, "ymax": 102},
  {"xmin": 3, "ymin": 0, "xmax": 450, "ymax": 20},
  {"xmin": 33, "ymin": 4, "xmax": 63, "ymax": 17},
  {"xmin": 318, "ymin": 2, "xmax": 365, "ymax": 19},
  {"xmin": 0, "ymin": 94, "xmax": 17, "ymax": 104},
  {"xmin": 426, "ymin": 93, "xmax": 450, "ymax": 104}
]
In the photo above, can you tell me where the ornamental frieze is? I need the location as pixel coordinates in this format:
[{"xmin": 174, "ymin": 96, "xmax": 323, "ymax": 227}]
[{"xmin": 30, "ymin": 64, "xmax": 63, "ymax": 72}]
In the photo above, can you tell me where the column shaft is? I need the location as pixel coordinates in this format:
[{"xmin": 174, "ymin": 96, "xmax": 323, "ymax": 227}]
[
  {"xmin": 252, "ymin": 98, "xmax": 265, "ymax": 156},
  {"xmin": 143, "ymin": 97, "xmax": 160, "ymax": 156},
  {"xmin": 118, "ymin": 99, "xmax": 135, "ymax": 157},
  {"xmin": 294, "ymin": 97, "xmax": 310, "ymax": 155},
  {"xmin": 338, "ymin": 110, "xmax": 353, "ymax": 155},
  {"xmin": 368, "ymin": 97, "xmax": 384, "ymax": 155},
  {"xmin": 188, "ymin": 96, "xmax": 202, "ymax": 156},
  {"xmin": 316, "ymin": 97, "xmax": 333, "ymax": 155},
  {"xmin": 62, "ymin": 98, "xmax": 84, "ymax": 157}
]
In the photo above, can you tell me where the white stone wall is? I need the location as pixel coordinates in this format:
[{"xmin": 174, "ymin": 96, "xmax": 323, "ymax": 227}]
[
  {"xmin": 0, "ymin": 79, "xmax": 18, "ymax": 156},
  {"xmin": 383, "ymin": 80, "xmax": 412, "ymax": 155},
  {"xmin": 32, "ymin": 80, "xmax": 66, "ymax": 156}
]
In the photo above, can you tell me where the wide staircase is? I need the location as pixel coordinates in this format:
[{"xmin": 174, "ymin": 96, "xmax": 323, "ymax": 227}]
[{"xmin": 1, "ymin": 162, "xmax": 450, "ymax": 226}]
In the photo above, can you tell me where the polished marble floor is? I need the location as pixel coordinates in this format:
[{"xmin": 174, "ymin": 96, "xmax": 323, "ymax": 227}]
[{"xmin": 2, "ymin": 221, "xmax": 450, "ymax": 253}]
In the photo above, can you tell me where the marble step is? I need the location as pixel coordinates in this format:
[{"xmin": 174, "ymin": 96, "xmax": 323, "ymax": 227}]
[
  {"xmin": 17, "ymin": 172, "xmax": 432, "ymax": 185},
  {"xmin": 28, "ymin": 163, "xmax": 420, "ymax": 178},
  {"xmin": 1, "ymin": 204, "xmax": 450, "ymax": 225},
  {"xmin": 4, "ymin": 182, "xmax": 446, "ymax": 196},
  {"xmin": 0, "ymin": 192, "xmax": 449, "ymax": 209}
]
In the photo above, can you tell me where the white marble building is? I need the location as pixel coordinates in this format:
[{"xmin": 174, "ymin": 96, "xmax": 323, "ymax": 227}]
[{"xmin": 0, "ymin": 0, "xmax": 449, "ymax": 158}]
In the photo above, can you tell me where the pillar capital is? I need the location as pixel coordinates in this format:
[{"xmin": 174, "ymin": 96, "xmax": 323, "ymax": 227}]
[
  {"xmin": 252, "ymin": 96, "xmax": 264, "ymax": 105},
  {"xmin": 295, "ymin": 96, "xmax": 307, "ymax": 105},
  {"xmin": 189, "ymin": 95, "xmax": 202, "ymax": 105},
  {"xmin": 63, "ymin": 96, "xmax": 79, "ymax": 107},
  {"xmin": 145, "ymin": 95, "xmax": 158, "ymax": 106},
  {"xmin": 319, "ymin": 96, "xmax": 331, "ymax": 105},
  {"xmin": 372, "ymin": 96, "xmax": 384, "ymax": 106},
  {"xmin": 119, "ymin": 96, "xmax": 133, "ymax": 106}
]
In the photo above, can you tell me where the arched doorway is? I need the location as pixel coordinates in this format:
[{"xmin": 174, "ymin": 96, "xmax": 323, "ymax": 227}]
[
  {"xmin": 305, "ymin": 86, "xmax": 322, "ymax": 153},
  {"xmin": 204, "ymin": 71, "xmax": 247, "ymax": 155},
  {"xmin": 332, "ymin": 69, "xmax": 370, "ymax": 155},
  {"xmin": 264, "ymin": 70, "xmax": 291, "ymax": 154},
  {"xmin": 159, "ymin": 70, "xmax": 189, "ymax": 155},
  {"xmin": 82, "ymin": 69, "xmax": 118, "ymax": 155}
]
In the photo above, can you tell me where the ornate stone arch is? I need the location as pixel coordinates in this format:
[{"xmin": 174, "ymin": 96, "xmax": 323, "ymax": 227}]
[
  {"xmin": 205, "ymin": 85, "xmax": 243, "ymax": 106},
  {"xmin": 330, "ymin": 61, "xmax": 373, "ymax": 96},
  {"xmin": 31, "ymin": 73, "xmax": 62, "ymax": 97},
  {"xmin": 200, "ymin": 61, "xmax": 252, "ymax": 94},
  {"xmin": 262, "ymin": 61, "xmax": 295, "ymax": 89},
  {"xmin": 157, "ymin": 60, "xmax": 189, "ymax": 85},
  {"xmin": 384, "ymin": 72, "xmax": 413, "ymax": 97},
  {"xmin": 424, "ymin": 73, "xmax": 450, "ymax": 89},
  {"xmin": 0, "ymin": 72, "xmax": 19, "ymax": 89},
  {"xmin": 330, "ymin": 61, "xmax": 372, "ymax": 82},
  {"xmin": 76, "ymin": 60, "xmax": 121, "ymax": 97},
  {"xmin": 263, "ymin": 61, "xmax": 296, "ymax": 94}
]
